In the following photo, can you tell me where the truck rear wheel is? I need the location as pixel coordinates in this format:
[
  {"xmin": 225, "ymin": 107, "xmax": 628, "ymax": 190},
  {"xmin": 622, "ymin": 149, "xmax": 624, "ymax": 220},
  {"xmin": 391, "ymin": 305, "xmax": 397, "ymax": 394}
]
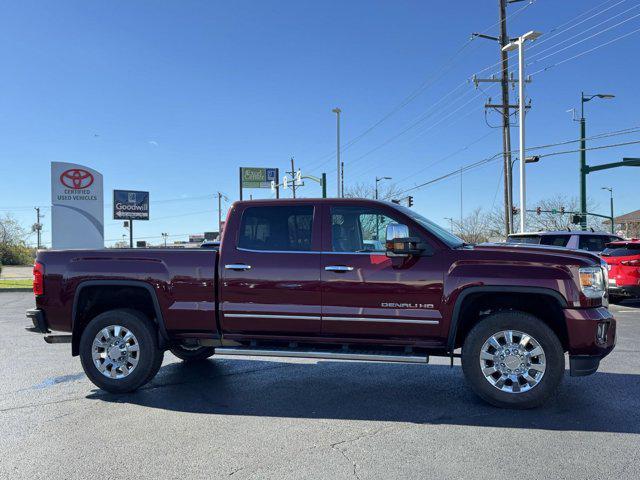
[
  {"xmin": 79, "ymin": 309, "xmax": 164, "ymax": 393},
  {"xmin": 170, "ymin": 345, "xmax": 215, "ymax": 361},
  {"xmin": 461, "ymin": 310, "xmax": 564, "ymax": 409}
]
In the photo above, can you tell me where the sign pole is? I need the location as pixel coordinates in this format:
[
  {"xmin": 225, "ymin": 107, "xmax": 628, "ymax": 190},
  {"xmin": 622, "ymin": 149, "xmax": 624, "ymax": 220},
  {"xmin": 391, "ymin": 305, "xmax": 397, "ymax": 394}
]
[
  {"xmin": 276, "ymin": 168, "xmax": 280, "ymax": 199},
  {"xmin": 322, "ymin": 173, "xmax": 327, "ymax": 198},
  {"xmin": 239, "ymin": 167, "xmax": 243, "ymax": 201},
  {"xmin": 129, "ymin": 220, "xmax": 133, "ymax": 248}
]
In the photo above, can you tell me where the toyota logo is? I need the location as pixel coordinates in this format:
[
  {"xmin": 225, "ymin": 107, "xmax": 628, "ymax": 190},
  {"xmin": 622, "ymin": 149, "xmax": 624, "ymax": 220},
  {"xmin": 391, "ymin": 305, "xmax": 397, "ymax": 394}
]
[{"xmin": 60, "ymin": 169, "xmax": 94, "ymax": 189}]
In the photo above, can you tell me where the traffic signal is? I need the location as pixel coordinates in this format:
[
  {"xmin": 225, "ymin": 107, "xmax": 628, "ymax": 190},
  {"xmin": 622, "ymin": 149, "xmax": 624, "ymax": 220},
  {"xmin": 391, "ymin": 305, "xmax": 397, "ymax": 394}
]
[
  {"xmin": 560, "ymin": 206, "xmax": 565, "ymax": 215},
  {"xmin": 512, "ymin": 206, "xmax": 519, "ymax": 215},
  {"xmin": 407, "ymin": 196, "xmax": 414, "ymax": 207},
  {"xmin": 571, "ymin": 214, "xmax": 581, "ymax": 225},
  {"xmin": 536, "ymin": 206, "xmax": 542, "ymax": 215}
]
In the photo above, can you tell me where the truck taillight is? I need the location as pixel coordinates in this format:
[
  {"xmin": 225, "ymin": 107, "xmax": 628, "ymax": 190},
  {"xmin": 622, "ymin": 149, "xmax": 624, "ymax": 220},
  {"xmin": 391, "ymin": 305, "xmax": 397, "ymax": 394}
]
[{"xmin": 33, "ymin": 261, "xmax": 44, "ymax": 296}]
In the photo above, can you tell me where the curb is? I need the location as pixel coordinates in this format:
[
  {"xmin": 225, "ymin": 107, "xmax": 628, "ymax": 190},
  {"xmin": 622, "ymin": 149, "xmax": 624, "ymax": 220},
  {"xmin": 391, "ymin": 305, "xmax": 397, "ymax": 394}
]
[{"xmin": 0, "ymin": 288, "xmax": 33, "ymax": 293}]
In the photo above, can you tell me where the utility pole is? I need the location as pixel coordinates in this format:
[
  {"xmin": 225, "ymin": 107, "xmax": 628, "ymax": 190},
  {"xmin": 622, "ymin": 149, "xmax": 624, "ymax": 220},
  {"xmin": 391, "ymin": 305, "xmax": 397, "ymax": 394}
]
[
  {"xmin": 579, "ymin": 92, "xmax": 615, "ymax": 229},
  {"xmin": 498, "ymin": 0, "xmax": 513, "ymax": 236},
  {"xmin": 503, "ymin": 30, "xmax": 542, "ymax": 233},
  {"xmin": 332, "ymin": 107, "xmax": 342, "ymax": 197},
  {"xmin": 471, "ymin": 0, "xmax": 515, "ymax": 236},
  {"xmin": 341, "ymin": 162, "xmax": 344, "ymax": 197},
  {"xmin": 472, "ymin": 0, "xmax": 535, "ymax": 235},
  {"xmin": 460, "ymin": 166, "xmax": 463, "ymax": 225},
  {"xmin": 34, "ymin": 207, "xmax": 42, "ymax": 249},
  {"xmin": 602, "ymin": 187, "xmax": 614, "ymax": 234},
  {"xmin": 287, "ymin": 157, "xmax": 298, "ymax": 199},
  {"xmin": 218, "ymin": 192, "xmax": 223, "ymax": 233}
]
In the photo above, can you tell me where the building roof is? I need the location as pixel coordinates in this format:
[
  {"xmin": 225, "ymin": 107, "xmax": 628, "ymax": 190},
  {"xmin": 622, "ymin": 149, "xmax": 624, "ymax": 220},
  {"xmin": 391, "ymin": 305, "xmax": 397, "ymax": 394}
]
[{"xmin": 614, "ymin": 209, "xmax": 640, "ymax": 223}]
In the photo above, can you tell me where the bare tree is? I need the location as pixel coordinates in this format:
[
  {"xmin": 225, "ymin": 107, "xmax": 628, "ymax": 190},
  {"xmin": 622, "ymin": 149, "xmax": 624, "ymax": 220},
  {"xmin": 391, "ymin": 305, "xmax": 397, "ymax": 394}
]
[
  {"xmin": 451, "ymin": 208, "xmax": 490, "ymax": 244},
  {"xmin": 343, "ymin": 182, "xmax": 404, "ymax": 202}
]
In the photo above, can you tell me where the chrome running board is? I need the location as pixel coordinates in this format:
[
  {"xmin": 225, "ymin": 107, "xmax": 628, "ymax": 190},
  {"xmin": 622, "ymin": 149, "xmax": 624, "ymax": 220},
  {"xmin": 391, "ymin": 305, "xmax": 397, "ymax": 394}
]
[{"xmin": 214, "ymin": 347, "xmax": 429, "ymax": 364}]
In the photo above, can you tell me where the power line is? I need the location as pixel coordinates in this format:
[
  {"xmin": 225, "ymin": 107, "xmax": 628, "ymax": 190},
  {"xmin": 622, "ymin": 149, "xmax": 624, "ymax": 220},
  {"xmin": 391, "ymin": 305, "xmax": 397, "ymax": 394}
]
[
  {"xmin": 472, "ymin": 0, "xmax": 630, "ymax": 81},
  {"xmin": 526, "ymin": 9, "xmax": 640, "ymax": 67},
  {"xmin": 525, "ymin": 2, "xmax": 640, "ymax": 65},
  {"xmin": 303, "ymin": 2, "xmax": 539, "ymax": 174},
  {"xmin": 531, "ymin": 24, "xmax": 640, "ymax": 75},
  {"xmin": 392, "ymin": 136, "xmax": 640, "ymax": 197}
]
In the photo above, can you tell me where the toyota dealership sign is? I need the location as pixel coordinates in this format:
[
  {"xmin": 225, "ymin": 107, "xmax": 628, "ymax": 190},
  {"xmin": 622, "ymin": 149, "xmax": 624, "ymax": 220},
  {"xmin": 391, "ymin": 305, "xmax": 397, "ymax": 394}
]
[{"xmin": 51, "ymin": 162, "xmax": 104, "ymax": 249}]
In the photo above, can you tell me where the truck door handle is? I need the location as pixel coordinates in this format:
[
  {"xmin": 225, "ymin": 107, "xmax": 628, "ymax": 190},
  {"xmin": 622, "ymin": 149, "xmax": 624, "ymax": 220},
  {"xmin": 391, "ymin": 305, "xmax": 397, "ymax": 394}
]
[
  {"xmin": 325, "ymin": 265, "xmax": 354, "ymax": 272},
  {"xmin": 225, "ymin": 264, "xmax": 252, "ymax": 271}
]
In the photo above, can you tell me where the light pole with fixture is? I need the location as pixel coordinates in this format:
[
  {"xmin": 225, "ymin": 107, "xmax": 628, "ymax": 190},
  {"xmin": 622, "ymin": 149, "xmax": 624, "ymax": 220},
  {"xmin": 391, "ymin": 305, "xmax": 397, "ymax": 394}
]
[
  {"xmin": 579, "ymin": 92, "xmax": 615, "ymax": 230},
  {"xmin": 332, "ymin": 107, "xmax": 342, "ymax": 197},
  {"xmin": 375, "ymin": 176, "xmax": 392, "ymax": 200},
  {"xmin": 601, "ymin": 187, "xmax": 614, "ymax": 234},
  {"xmin": 502, "ymin": 30, "xmax": 542, "ymax": 233}
]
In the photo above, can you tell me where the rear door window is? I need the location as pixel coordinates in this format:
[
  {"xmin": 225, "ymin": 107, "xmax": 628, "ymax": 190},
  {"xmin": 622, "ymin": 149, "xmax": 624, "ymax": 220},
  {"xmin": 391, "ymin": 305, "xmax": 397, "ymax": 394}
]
[
  {"xmin": 507, "ymin": 235, "xmax": 541, "ymax": 244},
  {"xmin": 578, "ymin": 235, "xmax": 609, "ymax": 252},
  {"xmin": 238, "ymin": 206, "xmax": 314, "ymax": 251},
  {"xmin": 539, "ymin": 235, "xmax": 571, "ymax": 247}
]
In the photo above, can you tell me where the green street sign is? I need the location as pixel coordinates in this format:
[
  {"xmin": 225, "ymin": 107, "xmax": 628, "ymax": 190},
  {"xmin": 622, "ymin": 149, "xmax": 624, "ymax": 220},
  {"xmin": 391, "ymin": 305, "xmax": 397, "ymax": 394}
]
[{"xmin": 240, "ymin": 167, "xmax": 277, "ymax": 188}]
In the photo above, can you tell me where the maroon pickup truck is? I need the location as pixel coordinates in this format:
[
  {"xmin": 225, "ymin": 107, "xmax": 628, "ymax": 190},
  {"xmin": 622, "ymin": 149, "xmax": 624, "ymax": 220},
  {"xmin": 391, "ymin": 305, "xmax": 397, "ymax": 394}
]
[{"xmin": 27, "ymin": 198, "xmax": 616, "ymax": 408}]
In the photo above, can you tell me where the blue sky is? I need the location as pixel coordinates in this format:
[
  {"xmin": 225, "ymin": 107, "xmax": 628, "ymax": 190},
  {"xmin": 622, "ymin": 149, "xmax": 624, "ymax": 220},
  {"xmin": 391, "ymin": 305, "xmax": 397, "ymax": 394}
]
[{"xmin": 1, "ymin": 0, "xmax": 639, "ymax": 246}]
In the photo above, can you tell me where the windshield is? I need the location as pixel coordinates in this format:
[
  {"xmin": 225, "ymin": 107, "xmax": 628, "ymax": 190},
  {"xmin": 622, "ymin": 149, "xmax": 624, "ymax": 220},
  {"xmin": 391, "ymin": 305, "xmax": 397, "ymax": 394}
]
[{"xmin": 393, "ymin": 205, "xmax": 465, "ymax": 248}]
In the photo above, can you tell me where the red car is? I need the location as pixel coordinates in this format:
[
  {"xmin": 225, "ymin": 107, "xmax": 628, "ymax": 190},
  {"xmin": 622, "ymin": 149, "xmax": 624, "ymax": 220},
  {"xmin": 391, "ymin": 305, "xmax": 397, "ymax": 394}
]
[{"xmin": 602, "ymin": 239, "xmax": 640, "ymax": 303}]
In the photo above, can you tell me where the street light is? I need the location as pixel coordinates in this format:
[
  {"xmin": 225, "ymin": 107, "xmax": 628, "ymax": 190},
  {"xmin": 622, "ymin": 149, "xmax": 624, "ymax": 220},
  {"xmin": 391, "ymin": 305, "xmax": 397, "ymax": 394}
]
[
  {"xmin": 375, "ymin": 176, "xmax": 392, "ymax": 200},
  {"xmin": 511, "ymin": 155, "xmax": 540, "ymax": 170},
  {"xmin": 579, "ymin": 92, "xmax": 615, "ymax": 230},
  {"xmin": 502, "ymin": 30, "xmax": 542, "ymax": 233},
  {"xmin": 601, "ymin": 187, "xmax": 615, "ymax": 234},
  {"xmin": 332, "ymin": 107, "xmax": 342, "ymax": 198}
]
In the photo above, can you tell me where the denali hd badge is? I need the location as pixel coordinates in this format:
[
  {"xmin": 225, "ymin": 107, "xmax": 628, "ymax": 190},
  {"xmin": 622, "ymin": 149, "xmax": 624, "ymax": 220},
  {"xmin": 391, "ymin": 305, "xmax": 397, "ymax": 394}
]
[{"xmin": 381, "ymin": 302, "xmax": 434, "ymax": 309}]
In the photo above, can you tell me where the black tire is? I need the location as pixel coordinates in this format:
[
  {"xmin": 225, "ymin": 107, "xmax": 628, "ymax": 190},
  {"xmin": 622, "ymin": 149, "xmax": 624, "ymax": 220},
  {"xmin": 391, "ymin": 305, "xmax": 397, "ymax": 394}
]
[
  {"xmin": 608, "ymin": 295, "xmax": 623, "ymax": 305},
  {"xmin": 79, "ymin": 309, "xmax": 164, "ymax": 393},
  {"xmin": 461, "ymin": 310, "xmax": 564, "ymax": 409},
  {"xmin": 170, "ymin": 345, "xmax": 216, "ymax": 361}
]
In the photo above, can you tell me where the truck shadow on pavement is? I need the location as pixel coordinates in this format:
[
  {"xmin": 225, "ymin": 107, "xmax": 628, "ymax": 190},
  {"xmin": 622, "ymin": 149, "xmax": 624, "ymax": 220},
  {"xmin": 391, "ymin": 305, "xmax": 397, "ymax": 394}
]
[{"xmin": 88, "ymin": 358, "xmax": 640, "ymax": 434}]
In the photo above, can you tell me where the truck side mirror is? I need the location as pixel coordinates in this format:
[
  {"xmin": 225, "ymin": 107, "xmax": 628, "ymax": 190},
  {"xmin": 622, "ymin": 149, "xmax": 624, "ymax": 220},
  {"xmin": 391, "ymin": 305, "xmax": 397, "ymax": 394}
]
[{"xmin": 385, "ymin": 223, "xmax": 423, "ymax": 257}]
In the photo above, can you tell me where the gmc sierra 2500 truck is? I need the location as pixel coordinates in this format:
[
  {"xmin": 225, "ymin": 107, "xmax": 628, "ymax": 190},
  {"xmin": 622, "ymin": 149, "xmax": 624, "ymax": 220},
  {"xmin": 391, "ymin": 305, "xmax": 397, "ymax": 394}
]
[{"xmin": 27, "ymin": 198, "xmax": 616, "ymax": 408}]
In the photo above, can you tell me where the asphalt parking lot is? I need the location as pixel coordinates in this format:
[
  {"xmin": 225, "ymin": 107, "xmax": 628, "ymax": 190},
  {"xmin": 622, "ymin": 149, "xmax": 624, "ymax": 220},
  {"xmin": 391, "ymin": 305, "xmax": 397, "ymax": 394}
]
[{"xmin": 1, "ymin": 292, "xmax": 639, "ymax": 479}]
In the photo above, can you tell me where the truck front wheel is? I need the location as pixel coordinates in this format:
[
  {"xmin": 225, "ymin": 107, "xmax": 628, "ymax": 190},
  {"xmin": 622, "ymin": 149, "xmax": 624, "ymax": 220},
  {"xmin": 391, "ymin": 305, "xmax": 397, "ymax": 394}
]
[
  {"xmin": 461, "ymin": 311, "xmax": 564, "ymax": 409},
  {"xmin": 79, "ymin": 309, "xmax": 164, "ymax": 393}
]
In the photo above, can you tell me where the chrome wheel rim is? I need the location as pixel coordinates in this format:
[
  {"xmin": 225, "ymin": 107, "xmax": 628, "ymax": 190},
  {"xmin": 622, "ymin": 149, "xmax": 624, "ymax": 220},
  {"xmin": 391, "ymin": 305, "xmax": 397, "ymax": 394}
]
[
  {"xmin": 92, "ymin": 325, "xmax": 140, "ymax": 379},
  {"xmin": 479, "ymin": 330, "xmax": 546, "ymax": 394}
]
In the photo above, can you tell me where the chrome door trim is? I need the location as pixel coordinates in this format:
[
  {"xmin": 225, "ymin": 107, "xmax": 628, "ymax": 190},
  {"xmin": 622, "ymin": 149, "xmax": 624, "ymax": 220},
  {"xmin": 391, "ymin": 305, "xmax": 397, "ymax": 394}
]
[
  {"xmin": 236, "ymin": 247, "xmax": 385, "ymax": 256},
  {"xmin": 323, "ymin": 316, "xmax": 439, "ymax": 325},
  {"xmin": 325, "ymin": 265, "xmax": 354, "ymax": 272},
  {"xmin": 224, "ymin": 264, "xmax": 252, "ymax": 271},
  {"xmin": 224, "ymin": 313, "xmax": 321, "ymax": 321}
]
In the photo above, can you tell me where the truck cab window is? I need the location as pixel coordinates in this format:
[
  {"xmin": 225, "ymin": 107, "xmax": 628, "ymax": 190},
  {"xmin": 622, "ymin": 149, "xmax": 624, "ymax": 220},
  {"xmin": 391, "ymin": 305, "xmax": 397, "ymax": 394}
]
[
  {"xmin": 578, "ymin": 235, "xmax": 607, "ymax": 252},
  {"xmin": 331, "ymin": 206, "xmax": 400, "ymax": 253},
  {"xmin": 239, "ymin": 206, "xmax": 313, "ymax": 251}
]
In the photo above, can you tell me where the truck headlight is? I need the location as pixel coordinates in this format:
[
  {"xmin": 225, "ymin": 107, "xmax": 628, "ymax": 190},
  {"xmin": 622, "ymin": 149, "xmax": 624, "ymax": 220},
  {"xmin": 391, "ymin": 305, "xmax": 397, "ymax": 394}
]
[{"xmin": 579, "ymin": 266, "xmax": 606, "ymax": 299}]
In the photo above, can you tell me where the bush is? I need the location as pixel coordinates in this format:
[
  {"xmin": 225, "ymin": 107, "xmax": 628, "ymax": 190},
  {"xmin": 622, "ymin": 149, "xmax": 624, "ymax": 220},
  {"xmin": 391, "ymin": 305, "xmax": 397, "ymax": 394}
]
[{"xmin": 0, "ymin": 243, "xmax": 35, "ymax": 266}]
